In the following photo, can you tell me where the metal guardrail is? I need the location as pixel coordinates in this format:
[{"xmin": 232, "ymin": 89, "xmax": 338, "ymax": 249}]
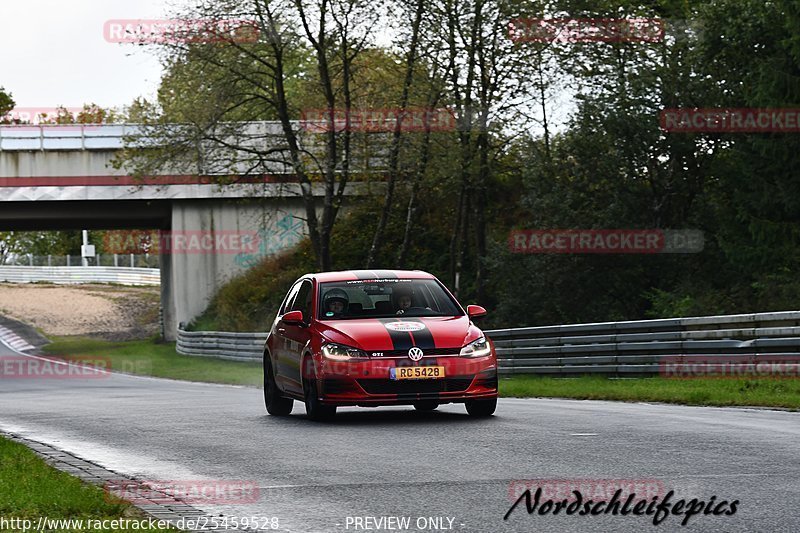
[
  {"xmin": 176, "ymin": 311, "xmax": 800, "ymax": 375},
  {"xmin": 176, "ymin": 329, "xmax": 268, "ymax": 362},
  {"xmin": 5, "ymin": 254, "xmax": 159, "ymax": 268},
  {"xmin": 0, "ymin": 266, "xmax": 160, "ymax": 286},
  {"xmin": 490, "ymin": 311, "xmax": 800, "ymax": 375}
]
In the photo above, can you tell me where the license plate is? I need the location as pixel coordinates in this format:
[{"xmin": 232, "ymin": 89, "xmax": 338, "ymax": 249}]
[{"xmin": 390, "ymin": 366, "xmax": 446, "ymax": 380}]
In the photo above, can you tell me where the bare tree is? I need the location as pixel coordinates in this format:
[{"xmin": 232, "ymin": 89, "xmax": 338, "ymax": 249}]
[
  {"xmin": 364, "ymin": 0, "xmax": 426, "ymax": 268},
  {"xmin": 428, "ymin": 0, "xmax": 539, "ymax": 297},
  {"xmin": 115, "ymin": 0, "xmax": 380, "ymax": 270}
]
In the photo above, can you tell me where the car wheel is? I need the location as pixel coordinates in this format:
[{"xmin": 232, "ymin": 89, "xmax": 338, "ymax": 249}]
[
  {"xmin": 465, "ymin": 398, "xmax": 497, "ymax": 417},
  {"xmin": 413, "ymin": 401, "xmax": 439, "ymax": 412},
  {"xmin": 264, "ymin": 356, "xmax": 293, "ymax": 416},
  {"xmin": 303, "ymin": 360, "xmax": 336, "ymax": 422}
]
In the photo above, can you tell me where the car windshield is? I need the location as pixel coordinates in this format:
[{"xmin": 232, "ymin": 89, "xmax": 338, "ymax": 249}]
[{"xmin": 318, "ymin": 279, "xmax": 463, "ymax": 320}]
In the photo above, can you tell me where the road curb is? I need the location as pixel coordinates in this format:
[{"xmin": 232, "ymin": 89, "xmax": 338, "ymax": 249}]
[
  {"xmin": 0, "ymin": 313, "xmax": 50, "ymax": 352},
  {"xmin": 0, "ymin": 430, "xmax": 253, "ymax": 533}
]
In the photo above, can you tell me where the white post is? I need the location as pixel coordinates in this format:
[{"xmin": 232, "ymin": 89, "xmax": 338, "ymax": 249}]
[
  {"xmin": 130, "ymin": 254, "xmax": 134, "ymax": 268},
  {"xmin": 82, "ymin": 230, "xmax": 89, "ymax": 267},
  {"xmin": 114, "ymin": 254, "xmax": 118, "ymax": 267},
  {"xmin": 47, "ymin": 255, "xmax": 52, "ymax": 267}
]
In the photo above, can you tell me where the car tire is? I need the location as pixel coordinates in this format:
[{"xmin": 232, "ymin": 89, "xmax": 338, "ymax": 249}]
[
  {"xmin": 264, "ymin": 356, "xmax": 293, "ymax": 416},
  {"xmin": 413, "ymin": 401, "xmax": 439, "ymax": 412},
  {"xmin": 303, "ymin": 360, "xmax": 336, "ymax": 422},
  {"xmin": 465, "ymin": 398, "xmax": 497, "ymax": 417}
]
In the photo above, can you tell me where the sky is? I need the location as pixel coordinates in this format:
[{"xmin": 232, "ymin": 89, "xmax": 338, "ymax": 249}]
[
  {"xmin": 0, "ymin": 0, "xmax": 180, "ymax": 113},
  {"xmin": 0, "ymin": 0, "xmax": 566, "ymax": 131}
]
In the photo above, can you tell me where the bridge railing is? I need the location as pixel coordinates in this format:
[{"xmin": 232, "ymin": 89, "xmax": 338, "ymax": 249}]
[
  {"xmin": 175, "ymin": 310, "xmax": 800, "ymax": 375},
  {"xmin": 0, "ymin": 122, "xmax": 393, "ymax": 172},
  {"xmin": 0, "ymin": 124, "xmax": 144, "ymax": 151}
]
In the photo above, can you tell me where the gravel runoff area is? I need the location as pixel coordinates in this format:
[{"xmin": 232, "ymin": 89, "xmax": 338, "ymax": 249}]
[{"xmin": 0, "ymin": 283, "xmax": 161, "ymax": 341}]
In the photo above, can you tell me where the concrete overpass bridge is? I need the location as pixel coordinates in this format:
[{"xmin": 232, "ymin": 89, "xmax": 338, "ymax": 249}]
[{"xmin": 0, "ymin": 123, "xmax": 374, "ymax": 340}]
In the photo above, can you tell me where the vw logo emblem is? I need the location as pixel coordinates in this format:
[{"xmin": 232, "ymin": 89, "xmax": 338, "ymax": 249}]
[{"xmin": 408, "ymin": 347, "xmax": 424, "ymax": 361}]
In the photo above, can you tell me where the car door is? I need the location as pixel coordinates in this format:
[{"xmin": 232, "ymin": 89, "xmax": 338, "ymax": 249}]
[
  {"xmin": 273, "ymin": 281, "xmax": 302, "ymax": 391},
  {"xmin": 280, "ymin": 279, "xmax": 314, "ymax": 395}
]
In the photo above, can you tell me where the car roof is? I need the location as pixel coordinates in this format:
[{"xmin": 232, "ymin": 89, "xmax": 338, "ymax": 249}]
[{"xmin": 309, "ymin": 270, "xmax": 437, "ymax": 283}]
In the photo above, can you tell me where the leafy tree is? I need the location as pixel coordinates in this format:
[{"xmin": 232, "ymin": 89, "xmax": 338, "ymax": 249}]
[
  {"xmin": 0, "ymin": 231, "xmax": 83, "ymax": 260},
  {"xmin": 701, "ymin": 0, "xmax": 800, "ymax": 279},
  {"xmin": 0, "ymin": 86, "xmax": 14, "ymax": 119}
]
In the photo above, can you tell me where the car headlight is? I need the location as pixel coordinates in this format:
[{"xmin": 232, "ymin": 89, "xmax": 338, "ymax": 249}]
[
  {"xmin": 459, "ymin": 336, "xmax": 492, "ymax": 357},
  {"xmin": 322, "ymin": 343, "xmax": 368, "ymax": 360}
]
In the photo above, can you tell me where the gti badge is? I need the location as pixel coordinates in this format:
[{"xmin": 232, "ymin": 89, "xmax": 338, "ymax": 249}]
[{"xmin": 408, "ymin": 347, "xmax": 424, "ymax": 361}]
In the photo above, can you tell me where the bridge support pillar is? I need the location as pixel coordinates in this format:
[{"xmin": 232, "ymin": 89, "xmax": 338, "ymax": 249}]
[
  {"xmin": 160, "ymin": 240, "xmax": 177, "ymax": 341},
  {"xmin": 162, "ymin": 198, "xmax": 306, "ymax": 340}
]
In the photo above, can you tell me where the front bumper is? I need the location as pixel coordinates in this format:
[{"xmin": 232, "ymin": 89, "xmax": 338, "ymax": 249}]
[{"xmin": 316, "ymin": 355, "xmax": 498, "ymax": 406}]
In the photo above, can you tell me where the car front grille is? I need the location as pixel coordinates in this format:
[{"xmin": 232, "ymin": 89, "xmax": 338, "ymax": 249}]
[{"xmin": 356, "ymin": 377, "xmax": 474, "ymax": 396}]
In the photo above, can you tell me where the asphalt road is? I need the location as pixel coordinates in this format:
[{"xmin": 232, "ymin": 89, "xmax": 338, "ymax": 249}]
[{"xmin": 1, "ymin": 341, "xmax": 799, "ymax": 533}]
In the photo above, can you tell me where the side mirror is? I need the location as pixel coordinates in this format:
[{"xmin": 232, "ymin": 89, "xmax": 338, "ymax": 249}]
[
  {"xmin": 282, "ymin": 310, "xmax": 305, "ymax": 325},
  {"xmin": 467, "ymin": 305, "xmax": 487, "ymax": 319}
]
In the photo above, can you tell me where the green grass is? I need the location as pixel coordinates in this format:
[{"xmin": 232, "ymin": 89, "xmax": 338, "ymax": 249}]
[
  {"xmin": 42, "ymin": 336, "xmax": 262, "ymax": 388},
  {"xmin": 501, "ymin": 375, "xmax": 800, "ymax": 409},
  {"xmin": 0, "ymin": 436, "xmax": 171, "ymax": 532}
]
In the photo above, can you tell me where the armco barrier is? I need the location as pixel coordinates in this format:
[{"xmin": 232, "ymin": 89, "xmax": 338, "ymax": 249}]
[
  {"xmin": 0, "ymin": 266, "xmax": 160, "ymax": 286},
  {"xmin": 176, "ymin": 310, "xmax": 800, "ymax": 374},
  {"xmin": 176, "ymin": 330, "xmax": 268, "ymax": 362}
]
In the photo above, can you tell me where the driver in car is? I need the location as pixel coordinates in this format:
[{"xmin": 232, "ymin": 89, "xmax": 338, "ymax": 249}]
[
  {"xmin": 392, "ymin": 286, "xmax": 414, "ymax": 315},
  {"xmin": 324, "ymin": 288, "xmax": 349, "ymax": 317}
]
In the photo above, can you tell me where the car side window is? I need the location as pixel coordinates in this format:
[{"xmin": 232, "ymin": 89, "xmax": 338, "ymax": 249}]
[
  {"xmin": 291, "ymin": 280, "xmax": 313, "ymax": 322},
  {"xmin": 280, "ymin": 282, "xmax": 302, "ymax": 315}
]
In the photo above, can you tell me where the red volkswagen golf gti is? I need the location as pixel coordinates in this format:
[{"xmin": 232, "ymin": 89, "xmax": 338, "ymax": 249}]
[{"xmin": 263, "ymin": 270, "xmax": 498, "ymax": 420}]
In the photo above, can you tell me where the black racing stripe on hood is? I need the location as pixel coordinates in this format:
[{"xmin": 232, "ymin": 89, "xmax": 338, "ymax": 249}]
[
  {"xmin": 377, "ymin": 318, "xmax": 413, "ymax": 351},
  {"xmin": 406, "ymin": 320, "xmax": 435, "ymax": 349}
]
